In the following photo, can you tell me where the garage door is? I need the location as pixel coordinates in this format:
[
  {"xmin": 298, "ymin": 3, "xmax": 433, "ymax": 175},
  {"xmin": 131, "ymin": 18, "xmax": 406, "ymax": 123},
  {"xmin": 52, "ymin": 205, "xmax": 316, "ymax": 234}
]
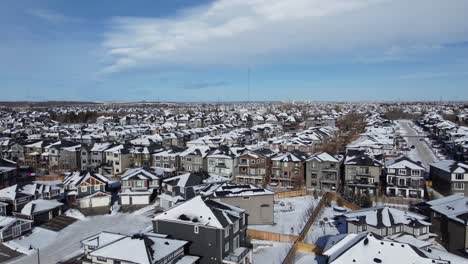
[
  {"xmin": 131, "ymin": 195, "xmax": 149, "ymax": 205},
  {"xmin": 120, "ymin": 196, "xmax": 130, "ymax": 205}
]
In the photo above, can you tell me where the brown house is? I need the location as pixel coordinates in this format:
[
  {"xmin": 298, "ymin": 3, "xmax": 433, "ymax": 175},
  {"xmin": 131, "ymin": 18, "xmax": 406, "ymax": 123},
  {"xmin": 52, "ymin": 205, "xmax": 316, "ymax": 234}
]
[
  {"xmin": 235, "ymin": 148, "xmax": 275, "ymax": 185},
  {"xmin": 271, "ymin": 151, "xmax": 307, "ymax": 187}
]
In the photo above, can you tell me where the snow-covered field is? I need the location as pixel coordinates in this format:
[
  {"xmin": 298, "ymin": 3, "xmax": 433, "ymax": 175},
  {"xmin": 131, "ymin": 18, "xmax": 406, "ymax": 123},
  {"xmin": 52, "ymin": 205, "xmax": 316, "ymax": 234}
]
[
  {"xmin": 304, "ymin": 201, "xmax": 347, "ymax": 245},
  {"xmin": 251, "ymin": 239, "xmax": 291, "ymax": 264},
  {"xmin": 249, "ymin": 195, "xmax": 320, "ymax": 235},
  {"xmin": 9, "ymin": 213, "xmax": 152, "ymax": 264}
]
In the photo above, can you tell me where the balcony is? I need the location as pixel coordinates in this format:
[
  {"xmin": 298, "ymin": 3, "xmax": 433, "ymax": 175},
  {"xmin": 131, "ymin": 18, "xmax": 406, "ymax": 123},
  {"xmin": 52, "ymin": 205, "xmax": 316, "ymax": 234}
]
[{"xmin": 223, "ymin": 247, "xmax": 251, "ymax": 264}]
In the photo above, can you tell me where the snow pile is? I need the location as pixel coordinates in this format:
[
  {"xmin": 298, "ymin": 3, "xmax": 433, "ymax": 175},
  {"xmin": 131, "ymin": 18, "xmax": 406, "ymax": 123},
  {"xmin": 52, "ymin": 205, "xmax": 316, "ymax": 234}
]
[{"xmin": 65, "ymin": 209, "xmax": 87, "ymax": 220}]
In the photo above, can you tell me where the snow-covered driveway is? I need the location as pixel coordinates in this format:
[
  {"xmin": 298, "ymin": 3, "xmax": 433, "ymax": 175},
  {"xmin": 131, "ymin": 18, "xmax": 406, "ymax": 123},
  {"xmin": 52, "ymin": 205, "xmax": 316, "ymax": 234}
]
[{"xmin": 10, "ymin": 214, "xmax": 152, "ymax": 264}]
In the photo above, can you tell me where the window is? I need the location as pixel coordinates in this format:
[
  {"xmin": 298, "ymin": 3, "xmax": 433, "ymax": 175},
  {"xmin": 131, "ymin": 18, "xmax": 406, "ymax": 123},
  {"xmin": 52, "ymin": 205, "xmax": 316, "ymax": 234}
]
[
  {"xmin": 186, "ymin": 157, "xmax": 192, "ymax": 162},
  {"xmin": 97, "ymin": 257, "xmax": 107, "ymax": 262},
  {"xmin": 411, "ymin": 170, "xmax": 421, "ymax": 176},
  {"xmin": 194, "ymin": 225, "xmax": 199, "ymax": 234},
  {"xmin": 359, "ymin": 167, "xmax": 369, "ymax": 175},
  {"xmin": 155, "ymin": 156, "xmax": 161, "ymax": 160},
  {"xmin": 234, "ymin": 235, "xmax": 239, "ymax": 249},
  {"xmin": 251, "ymin": 160, "xmax": 255, "ymax": 164},
  {"xmin": 398, "ymin": 169, "xmax": 406, "ymax": 175},
  {"xmin": 137, "ymin": 181, "xmax": 143, "ymax": 187},
  {"xmin": 82, "ymin": 152, "xmax": 86, "ymax": 156},
  {"xmin": 311, "ymin": 162, "xmax": 317, "ymax": 168},
  {"xmin": 455, "ymin": 173, "xmax": 464, "ymax": 180},
  {"xmin": 225, "ymin": 227, "xmax": 229, "ymax": 238},
  {"xmin": 94, "ymin": 185, "xmax": 100, "ymax": 191},
  {"xmin": 233, "ymin": 220, "xmax": 239, "ymax": 233},
  {"xmin": 81, "ymin": 186, "xmax": 87, "ymax": 192},
  {"xmin": 243, "ymin": 196, "xmax": 250, "ymax": 200},
  {"xmin": 225, "ymin": 242, "xmax": 229, "ymax": 253},
  {"xmin": 388, "ymin": 169, "xmax": 395, "ymax": 174},
  {"xmin": 454, "ymin": 182, "xmax": 465, "ymax": 191}
]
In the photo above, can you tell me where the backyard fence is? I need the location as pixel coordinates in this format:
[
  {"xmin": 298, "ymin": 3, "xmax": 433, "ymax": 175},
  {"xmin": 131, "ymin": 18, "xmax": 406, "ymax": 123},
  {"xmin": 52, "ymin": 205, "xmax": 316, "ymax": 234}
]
[{"xmin": 247, "ymin": 229, "xmax": 299, "ymax": 243}]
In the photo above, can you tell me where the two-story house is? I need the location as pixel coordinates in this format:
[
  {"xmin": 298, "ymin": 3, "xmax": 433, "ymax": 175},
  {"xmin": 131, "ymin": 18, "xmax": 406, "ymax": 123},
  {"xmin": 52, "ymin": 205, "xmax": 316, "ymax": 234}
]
[
  {"xmin": 344, "ymin": 151, "xmax": 383, "ymax": 196},
  {"xmin": 235, "ymin": 148, "xmax": 275, "ymax": 185},
  {"xmin": 305, "ymin": 152, "xmax": 343, "ymax": 191},
  {"xmin": 207, "ymin": 146, "xmax": 247, "ymax": 179},
  {"xmin": 270, "ymin": 151, "xmax": 308, "ymax": 187},
  {"xmin": 153, "ymin": 147, "xmax": 186, "ymax": 174},
  {"xmin": 430, "ymin": 160, "xmax": 468, "ymax": 196},
  {"xmin": 103, "ymin": 144, "xmax": 131, "ymax": 175},
  {"xmin": 153, "ymin": 196, "xmax": 252, "ymax": 264},
  {"xmin": 119, "ymin": 167, "xmax": 163, "ymax": 205},
  {"xmin": 179, "ymin": 146, "xmax": 211, "ymax": 173},
  {"xmin": 386, "ymin": 157, "xmax": 425, "ymax": 199}
]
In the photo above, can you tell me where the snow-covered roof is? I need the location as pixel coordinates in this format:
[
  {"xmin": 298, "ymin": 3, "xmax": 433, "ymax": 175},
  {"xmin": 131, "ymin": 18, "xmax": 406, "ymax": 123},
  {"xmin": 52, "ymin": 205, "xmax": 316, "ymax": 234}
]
[
  {"xmin": 121, "ymin": 168, "xmax": 161, "ymax": 181},
  {"xmin": 323, "ymin": 232, "xmax": 450, "ymax": 264},
  {"xmin": 87, "ymin": 232, "xmax": 188, "ymax": 264},
  {"xmin": 154, "ymin": 196, "xmax": 244, "ymax": 229},
  {"xmin": 20, "ymin": 199, "xmax": 63, "ymax": 215},
  {"xmin": 344, "ymin": 206, "xmax": 430, "ymax": 228}
]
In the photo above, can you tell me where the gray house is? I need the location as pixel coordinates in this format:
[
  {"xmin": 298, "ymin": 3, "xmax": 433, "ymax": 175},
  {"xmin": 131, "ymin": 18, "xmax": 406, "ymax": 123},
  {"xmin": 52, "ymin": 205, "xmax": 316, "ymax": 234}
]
[
  {"xmin": 179, "ymin": 145, "xmax": 211, "ymax": 173},
  {"xmin": 206, "ymin": 183, "xmax": 274, "ymax": 225},
  {"xmin": 305, "ymin": 152, "xmax": 343, "ymax": 191},
  {"xmin": 153, "ymin": 196, "xmax": 252, "ymax": 264},
  {"xmin": 430, "ymin": 160, "xmax": 468, "ymax": 196}
]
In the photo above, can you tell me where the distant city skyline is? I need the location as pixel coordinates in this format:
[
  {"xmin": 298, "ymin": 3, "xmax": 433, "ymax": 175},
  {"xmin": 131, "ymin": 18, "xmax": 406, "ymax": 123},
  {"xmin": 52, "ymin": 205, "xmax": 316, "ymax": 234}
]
[{"xmin": 1, "ymin": 0, "xmax": 468, "ymax": 101}]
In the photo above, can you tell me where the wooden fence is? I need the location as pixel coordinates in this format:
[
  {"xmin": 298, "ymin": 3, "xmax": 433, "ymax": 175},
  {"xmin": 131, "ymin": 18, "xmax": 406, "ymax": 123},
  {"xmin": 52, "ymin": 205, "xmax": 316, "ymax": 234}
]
[
  {"xmin": 281, "ymin": 192, "xmax": 361, "ymax": 264},
  {"xmin": 274, "ymin": 189, "xmax": 308, "ymax": 199},
  {"xmin": 247, "ymin": 229, "xmax": 299, "ymax": 243}
]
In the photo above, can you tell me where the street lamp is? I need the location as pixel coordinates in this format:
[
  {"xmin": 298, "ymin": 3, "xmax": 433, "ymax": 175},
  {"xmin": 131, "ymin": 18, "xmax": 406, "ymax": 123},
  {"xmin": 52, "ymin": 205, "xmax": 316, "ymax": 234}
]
[{"xmin": 29, "ymin": 245, "xmax": 40, "ymax": 264}]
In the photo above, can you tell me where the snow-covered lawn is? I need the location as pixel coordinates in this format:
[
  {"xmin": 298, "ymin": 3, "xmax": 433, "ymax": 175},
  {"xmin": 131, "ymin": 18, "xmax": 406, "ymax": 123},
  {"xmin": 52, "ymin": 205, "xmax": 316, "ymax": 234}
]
[
  {"xmin": 5, "ymin": 227, "xmax": 58, "ymax": 255},
  {"xmin": 249, "ymin": 195, "xmax": 320, "ymax": 235},
  {"xmin": 304, "ymin": 202, "xmax": 347, "ymax": 245},
  {"xmin": 10, "ymin": 213, "xmax": 152, "ymax": 264},
  {"xmin": 251, "ymin": 239, "xmax": 291, "ymax": 264},
  {"xmin": 295, "ymin": 252, "xmax": 327, "ymax": 264}
]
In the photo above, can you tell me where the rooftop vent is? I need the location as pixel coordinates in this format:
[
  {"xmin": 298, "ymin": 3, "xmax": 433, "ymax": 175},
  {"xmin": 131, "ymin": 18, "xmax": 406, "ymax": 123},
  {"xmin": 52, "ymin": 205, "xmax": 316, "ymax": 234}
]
[
  {"xmin": 363, "ymin": 238, "xmax": 369, "ymax": 245},
  {"xmin": 179, "ymin": 214, "xmax": 190, "ymax": 221},
  {"xmin": 374, "ymin": 258, "xmax": 382, "ymax": 263},
  {"xmin": 164, "ymin": 241, "xmax": 169, "ymax": 245}
]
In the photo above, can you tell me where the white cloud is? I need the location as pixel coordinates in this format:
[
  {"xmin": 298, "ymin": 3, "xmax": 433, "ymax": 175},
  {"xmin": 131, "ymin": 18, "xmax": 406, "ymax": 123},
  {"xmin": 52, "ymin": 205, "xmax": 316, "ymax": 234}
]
[
  {"xmin": 28, "ymin": 8, "xmax": 81, "ymax": 24},
  {"xmin": 102, "ymin": 0, "xmax": 468, "ymax": 73}
]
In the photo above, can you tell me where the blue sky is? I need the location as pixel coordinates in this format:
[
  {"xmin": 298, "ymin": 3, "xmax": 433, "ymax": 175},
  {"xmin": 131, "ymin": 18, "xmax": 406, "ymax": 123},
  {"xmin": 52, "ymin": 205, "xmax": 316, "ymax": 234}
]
[{"xmin": 1, "ymin": 0, "xmax": 468, "ymax": 102}]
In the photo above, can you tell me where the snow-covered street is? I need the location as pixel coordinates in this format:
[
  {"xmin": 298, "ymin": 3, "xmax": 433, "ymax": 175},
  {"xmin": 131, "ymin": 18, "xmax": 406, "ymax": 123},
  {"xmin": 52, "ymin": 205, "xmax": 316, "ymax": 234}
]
[
  {"xmin": 397, "ymin": 120, "xmax": 438, "ymax": 169},
  {"xmin": 9, "ymin": 214, "xmax": 152, "ymax": 264}
]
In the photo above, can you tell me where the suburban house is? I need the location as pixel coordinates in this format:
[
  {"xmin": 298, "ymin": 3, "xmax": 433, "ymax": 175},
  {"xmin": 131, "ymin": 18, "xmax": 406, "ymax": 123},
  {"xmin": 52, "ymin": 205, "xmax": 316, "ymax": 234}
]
[
  {"xmin": 344, "ymin": 151, "xmax": 383, "ymax": 196},
  {"xmin": 207, "ymin": 146, "xmax": 247, "ymax": 179},
  {"xmin": 270, "ymin": 151, "xmax": 308, "ymax": 187},
  {"xmin": 153, "ymin": 147, "xmax": 186, "ymax": 174},
  {"xmin": 179, "ymin": 145, "xmax": 211, "ymax": 174},
  {"xmin": 103, "ymin": 144, "xmax": 131, "ymax": 175},
  {"xmin": 62, "ymin": 171, "xmax": 110, "ymax": 209},
  {"xmin": 0, "ymin": 183, "xmax": 61, "ymax": 213},
  {"xmin": 159, "ymin": 171, "xmax": 228, "ymax": 209},
  {"xmin": 235, "ymin": 148, "xmax": 275, "ymax": 185},
  {"xmin": 0, "ymin": 216, "xmax": 32, "ymax": 242},
  {"xmin": 80, "ymin": 232, "xmax": 198, "ymax": 264},
  {"xmin": 416, "ymin": 195, "xmax": 468, "ymax": 257},
  {"xmin": 429, "ymin": 160, "xmax": 468, "ymax": 196},
  {"xmin": 343, "ymin": 206, "xmax": 431, "ymax": 238},
  {"xmin": 322, "ymin": 232, "xmax": 450, "ymax": 264},
  {"xmin": 13, "ymin": 199, "xmax": 63, "ymax": 225},
  {"xmin": 207, "ymin": 183, "xmax": 274, "ymax": 225},
  {"xmin": 62, "ymin": 171, "xmax": 109, "ymax": 198},
  {"xmin": 80, "ymin": 142, "xmax": 112, "ymax": 172},
  {"xmin": 305, "ymin": 152, "xmax": 343, "ymax": 191},
  {"xmin": 153, "ymin": 196, "xmax": 252, "ymax": 264},
  {"xmin": 386, "ymin": 157, "xmax": 426, "ymax": 198},
  {"xmin": 119, "ymin": 167, "xmax": 162, "ymax": 205},
  {"xmin": 47, "ymin": 140, "xmax": 82, "ymax": 171}
]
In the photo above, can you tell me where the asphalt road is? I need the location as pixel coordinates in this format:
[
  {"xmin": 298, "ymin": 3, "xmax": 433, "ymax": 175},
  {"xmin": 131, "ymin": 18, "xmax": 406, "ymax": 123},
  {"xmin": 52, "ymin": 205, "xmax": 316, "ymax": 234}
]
[{"xmin": 397, "ymin": 120, "xmax": 437, "ymax": 169}]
